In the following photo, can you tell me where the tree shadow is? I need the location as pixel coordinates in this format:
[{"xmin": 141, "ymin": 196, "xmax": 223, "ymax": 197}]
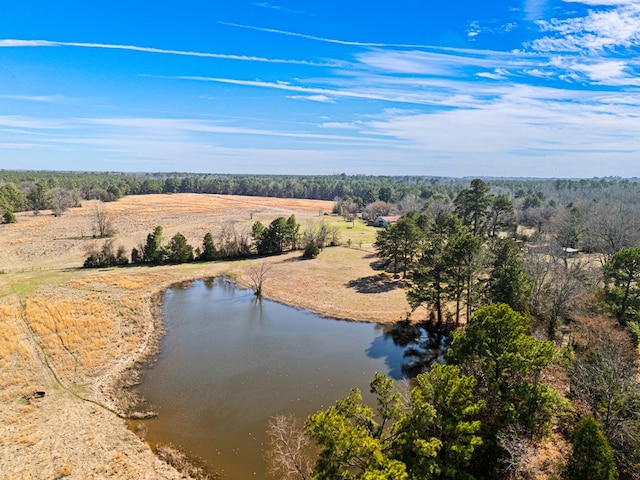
[
  {"xmin": 277, "ymin": 254, "xmax": 322, "ymax": 264},
  {"xmin": 369, "ymin": 259, "xmax": 388, "ymax": 271},
  {"xmin": 346, "ymin": 274, "xmax": 404, "ymax": 294}
]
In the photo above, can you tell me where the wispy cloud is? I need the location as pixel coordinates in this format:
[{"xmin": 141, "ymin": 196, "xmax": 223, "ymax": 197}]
[
  {"xmin": 320, "ymin": 122, "xmax": 360, "ymax": 129},
  {"xmin": 220, "ymin": 22, "xmax": 436, "ymax": 49},
  {"xmin": 253, "ymin": 2, "xmax": 304, "ymax": 14},
  {"xmin": 79, "ymin": 116, "xmax": 397, "ymax": 145},
  {"xmin": 524, "ymin": 0, "xmax": 548, "ymax": 21},
  {"xmin": 254, "ymin": 2, "xmax": 283, "ymax": 10},
  {"xmin": 286, "ymin": 95, "xmax": 335, "ymax": 103},
  {"xmin": 0, "ymin": 94, "xmax": 64, "ymax": 103},
  {"xmin": 0, "ymin": 39, "xmax": 333, "ymax": 66},
  {"xmin": 0, "ymin": 115, "xmax": 69, "ymax": 130},
  {"xmin": 175, "ymin": 75, "xmax": 411, "ymax": 103}
]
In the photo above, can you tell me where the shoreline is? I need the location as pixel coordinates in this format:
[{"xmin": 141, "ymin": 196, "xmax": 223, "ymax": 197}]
[
  {"xmin": 106, "ymin": 267, "xmax": 409, "ymax": 417},
  {"xmin": 112, "ymin": 270, "xmax": 413, "ymax": 478}
]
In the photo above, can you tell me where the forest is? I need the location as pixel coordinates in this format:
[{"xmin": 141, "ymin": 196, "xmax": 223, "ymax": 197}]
[{"xmin": 2, "ymin": 170, "xmax": 640, "ymax": 479}]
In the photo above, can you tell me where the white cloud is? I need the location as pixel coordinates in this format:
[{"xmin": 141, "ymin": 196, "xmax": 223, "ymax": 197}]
[
  {"xmin": 0, "ymin": 94, "xmax": 64, "ymax": 103},
  {"xmin": 175, "ymin": 75, "xmax": 437, "ymax": 104},
  {"xmin": 254, "ymin": 2, "xmax": 282, "ymax": 10},
  {"xmin": 355, "ymin": 91, "xmax": 640, "ymax": 176},
  {"xmin": 0, "ymin": 39, "xmax": 55, "ymax": 47},
  {"xmin": 356, "ymin": 50, "xmax": 469, "ymax": 75},
  {"xmin": 220, "ymin": 22, "xmax": 436, "ymax": 48},
  {"xmin": 0, "ymin": 38, "xmax": 332, "ymax": 66},
  {"xmin": 286, "ymin": 95, "xmax": 335, "ymax": 103},
  {"xmin": 564, "ymin": 0, "xmax": 636, "ymax": 5},
  {"xmin": 477, "ymin": 68, "xmax": 510, "ymax": 80},
  {"xmin": 532, "ymin": 3, "xmax": 640, "ymax": 52},
  {"xmin": 320, "ymin": 122, "xmax": 360, "ymax": 129},
  {"xmin": 525, "ymin": 0, "xmax": 548, "ymax": 21},
  {"xmin": 0, "ymin": 116, "xmax": 68, "ymax": 130}
]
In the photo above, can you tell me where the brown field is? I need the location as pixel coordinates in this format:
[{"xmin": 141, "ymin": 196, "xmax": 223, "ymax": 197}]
[{"xmin": 0, "ymin": 193, "xmax": 412, "ymax": 479}]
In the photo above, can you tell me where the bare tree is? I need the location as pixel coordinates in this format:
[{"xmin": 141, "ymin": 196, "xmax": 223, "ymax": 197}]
[
  {"xmin": 396, "ymin": 194, "xmax": 425, "ymax": 215},
  {"xmin": 569, "ymin": 321, "xmax": 640, "ymax": 477},
  {"xmin": 265, "ymin": 414, "xmax": 315, "ymax": 480},
  {"xmin": 424, "ymin": 197, "xmax": 454, "ymax": 219},
  {"xmin": 496, "ymin": 425, "xmax": 535, "ymax": 479},
  {"xmin": 303, "ymin": 220, "xmax": 333, "ymax": 250},
  {"xmin": 92, "ymin": 201, "xmax": 115, "ymax": 238},
  {"xmin": 49, "ymin": 187, "xmax": 76, "ymax": 217},
  {"xmin": 525, "ymin": 248, "xmax": 594, "ymax": 340},
  {"xmin": 341, "ymin": 201, "xmax": 359, "ymax": 222},
  {"xmin": 247, "ymin": 262, "xmax": 270, "ymax": 298},
  {"xmin": 519, "ymin": 204, "xmax": 558, "ymax": 235},
  {"xmin": 584, "ymin": 202, "xmax": 640, "ymax": 263},
  {"xmin": 362, "ymin": 200, "xmax": 392, "ymax": 221},
  {"xmin": 327, "ymin": 225, "xmax": 340, "ymax": 246},
  {"xmin": 217, "ymin": 221, "xmax": 252, "ymax": 258}
]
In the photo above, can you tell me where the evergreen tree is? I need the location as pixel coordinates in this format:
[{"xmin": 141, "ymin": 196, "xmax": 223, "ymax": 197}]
[
  {"xmin": 286, "ymin": 214, "xmax": 300, "ymax": 250},
  {"xmin": 604, "ymin": 247, "xmax": 640, "ymax": 325},
  {"xmin": 445, "ymin": 229, "xmax": 483, "ymax": 324},
  {"xmin": 394, "ymin": 364, "xmax": 484, "ymax": 480},
  {"xmin": 0, "ymin": 182, "xmax": 27, "ymax": 212},
  {"xmin": 487, "ymin": 238, "xmax": 532, "ymax": 312},
  {"xmin": 488, "ymin": 194, "xmax": 516, "ymax": 238},
  {"xmin": 448, "ymin": 304, "xmax": 565, "ymax": 436},
  {"xmin": 407, "ymin": 212, "xmax": 464, "ymax": 325},
  {"xmin": 395, "ymin": 213, "xmax": 423, "ymax": 278},
  {"xmin": 375, "ymin": 222, "xmax": 402, "ymax": 277},
  {"xmin": 302, "ymin": 240, "xmax": 320, "ymax": 259},
  {"xmin": 565, "ymin": 416, "xmax": 618, "ymax": 480},
  {"xmin": 254, "ymin": 216, "xmax": 300, "ymax": 255},
  {"xmin": 305, "ymin": 378, "xmax": 408, "ymax": 480},
  {"xmin": 304, "ymin": 369, "xmax": 484, "ymax": 480},
  {"xmin": 143, "ymin": 226, "xmax": 165, "ymax": 264},
  {"xmin": 166, "ymin": 232, "xmax": 194, "ymax": 263},
  {"xmin": 454, "ymin": 179, "xmax": 493, "ymax": 237},
  {"xmin": 199, "ymin": 232, "xmax": 218, "ymax": 261}
]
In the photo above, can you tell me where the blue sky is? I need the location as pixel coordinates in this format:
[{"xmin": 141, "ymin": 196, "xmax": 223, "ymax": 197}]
[{"xmin": 1, "ymin": 1, "xmax": 639, "ymax": 177}]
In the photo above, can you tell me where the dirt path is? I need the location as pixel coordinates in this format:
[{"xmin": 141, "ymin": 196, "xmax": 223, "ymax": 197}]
[{"xmin": 0, "ymin": 194, "xmax": 411, "ymax": 479}]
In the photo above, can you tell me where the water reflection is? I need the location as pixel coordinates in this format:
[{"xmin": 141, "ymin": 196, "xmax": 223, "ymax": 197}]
[{"xmin": 367, "ymin": 321, "xmax": 451, "ymax": 379}]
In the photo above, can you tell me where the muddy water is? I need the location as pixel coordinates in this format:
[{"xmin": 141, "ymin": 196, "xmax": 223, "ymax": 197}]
[{"xmin": 134, "ymin": 277, "xmax": 446, "ymax": 479}]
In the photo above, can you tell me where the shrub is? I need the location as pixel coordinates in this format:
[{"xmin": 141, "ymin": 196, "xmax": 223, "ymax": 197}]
[
  {"xmin": 303, "ymin": 241, "xmax": 320, "ymax": 259},
  {"xmin": 2, "ymin": 210, "xmax": 16, "ymax": 224}
]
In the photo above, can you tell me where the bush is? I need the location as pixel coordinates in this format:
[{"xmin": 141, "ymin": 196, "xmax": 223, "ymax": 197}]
[
  {"xmin": 303, "ymin": 241, "xmax": 320, "ymax": 259},
  {"xmin": 2, "ymin": 210, "xmax": 16, "ymax": 224},
  {"xmin": 83, "ymin": 240, "xmax": 129, "ymax": 268}
]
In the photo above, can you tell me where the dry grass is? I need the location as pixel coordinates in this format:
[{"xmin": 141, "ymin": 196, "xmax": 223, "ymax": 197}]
[
  {"xmin": 247, "ymin": 246, "xmax": 412, "ymax": 323},
  {"xmin": 0, "ymin": 193, "xmax": 409, "ymax": 479},
  {"xmin": 156, "ymin": 443, "xmax": 217, "ymax": 480},
  {"xmin": 0, "ymin": 302, "xmax": 39, "ymax": 403}
]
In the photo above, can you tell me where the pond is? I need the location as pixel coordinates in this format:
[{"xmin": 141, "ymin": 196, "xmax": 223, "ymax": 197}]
[{"xmin": 133, "ymin": 277, "xmax": 448, "ymax": 478}]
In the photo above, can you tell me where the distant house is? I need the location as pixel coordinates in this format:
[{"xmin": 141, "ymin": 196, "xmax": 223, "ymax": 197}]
[{"xmin": 374, "ymin": 215, "xmax": 401, "ymax": 228}]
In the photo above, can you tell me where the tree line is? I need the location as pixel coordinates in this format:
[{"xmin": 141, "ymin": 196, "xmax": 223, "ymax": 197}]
[
  {"xmin": 83, "ymin": 214, "xmax": 334, "ymax": 268},
  {"xmin": 3, "ymin": 170, "xmax": 639, "ymax": 226}
]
